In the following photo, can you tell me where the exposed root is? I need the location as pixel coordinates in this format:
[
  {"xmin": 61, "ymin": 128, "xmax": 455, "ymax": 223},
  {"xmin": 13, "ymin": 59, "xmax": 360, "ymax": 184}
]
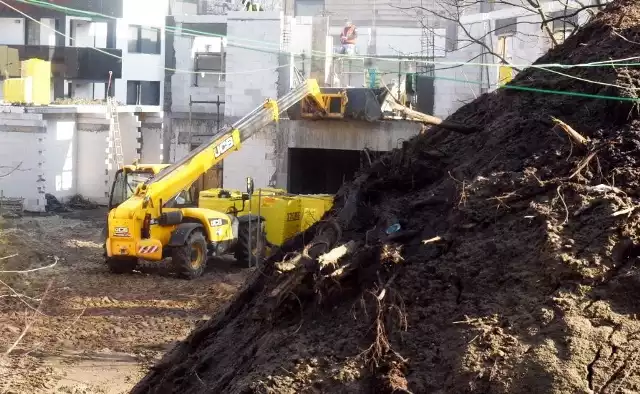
[{"xmin": 551, "ymin": 116, "xmax": 589, "ymax": 146}]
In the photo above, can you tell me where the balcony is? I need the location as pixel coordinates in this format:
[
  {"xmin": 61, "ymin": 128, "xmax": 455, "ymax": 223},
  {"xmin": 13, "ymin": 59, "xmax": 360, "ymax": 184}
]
[{"xmin": 5, "ymin": 45, "xmax": 122, "ymax": 80}]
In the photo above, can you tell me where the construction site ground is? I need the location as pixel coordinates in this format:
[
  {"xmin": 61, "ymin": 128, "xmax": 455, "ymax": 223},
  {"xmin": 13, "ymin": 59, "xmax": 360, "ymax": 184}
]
[{"xmin": 0, "ymin": 209, "xmax": 248, "ymax": 393}]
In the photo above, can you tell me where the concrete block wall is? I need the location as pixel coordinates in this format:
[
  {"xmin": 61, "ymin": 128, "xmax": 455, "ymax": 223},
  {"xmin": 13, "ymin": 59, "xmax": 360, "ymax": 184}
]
[
  {"xmin": 0, "ymin": 131, "xmax": 43, "ymax": 211},
  {"xmin": 74, "ymin": 112, "xmax": 142, "ymax": 204},
  {"xmin": 222, "ymin": 12, "xmax": 282, "ymax": 189},
  {"xmin": 141, "ymin": 127, "xmax": 164, "ymax": 163},
  {"xmin": 43, "ymin": 115, "xmax": 77, "ymax": 199},
  {"xmin": 0, "ymin": 109, "xmax": 153, "ymax": 210},
  {"xmin": 221, "ymin": 119, "xmax": 422, "ymax": 190},
  {"xmin": 222, "ymin": 128, "xmax": 276, "ymax": 190},
  {"xmin": 224, "ymin": 12, "xmax": 281, "ymax": 121},
  {"xmin": 434, "ymin": 0, "xmax": 600, "ymax": 118},
  {"xmin": 170, "ymin": 29, "xmax": 226, "ymax": 114}
]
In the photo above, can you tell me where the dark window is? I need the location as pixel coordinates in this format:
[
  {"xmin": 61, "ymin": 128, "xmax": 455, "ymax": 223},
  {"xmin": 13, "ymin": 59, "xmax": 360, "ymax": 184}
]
[
  {"xmin": 194, "ymin": 52, "xmax": 224, "ymax": 85},
  {"xmin": 295, "ymin": 0, "xmax": 323, "ymax": 16},
  {"xmin": 494, "ymin": 18, "xmax": 517, "ymax": 36},
  {"xmin": 550, "ymin": 11, "xmax": 580, "ymax": 32},
  {"xmin": 25, "ymin": 19, "xmax": 40, "ymax": 45},
  {"xmin": 128, "ymin": 25, "xmax": 161, "ymax": 54},
  {"xmin": 127, "ymin": 80, "xmax": 160, "ymax": 105},
  {"xmin": 445, "ymin": 23, "xmax": 458, "ymax": 51},
  {"xmin": 198, "ymin": 0, "xmax": 232, "ymax": 15},
  {"xmin": 481, "ymin": 0, "xmax": 494, "ymax": 13}
]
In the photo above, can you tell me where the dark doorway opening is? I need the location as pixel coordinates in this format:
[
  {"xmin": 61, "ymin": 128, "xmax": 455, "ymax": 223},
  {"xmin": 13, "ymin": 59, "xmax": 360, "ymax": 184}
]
[{"xmin": 288, "ymin": 147, "xmax": 383, "ymax": 194}]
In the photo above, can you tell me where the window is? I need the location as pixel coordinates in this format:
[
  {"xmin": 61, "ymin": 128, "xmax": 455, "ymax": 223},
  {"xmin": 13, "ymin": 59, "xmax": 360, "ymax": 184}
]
[
  {"xmin": 128, "ymin": 25, "xmax": 161, "ymax": 54},
  {"xmin": 25, "ymin": 18, "xmax": 40, "ymax": 45},
  {"xmin": 494, "ymin": 18, "xmax": 517, "ymax": 36},
  {"xmin": 198, "ymin": 0, "xmax": 233, "ymax": 15},
  {"xmin": 549, "ymin": 11, "xmax": 579, "ymax": 46},
  {"xmin": 295, "ymin": 0, "xmax": 323, "ymax": 16},
  {"xmin": 126, "ymin": 81, "xmax": 160, "ymax": 105},
  {"xmin": 445, "ymin": 23, "xmax": 458, "ymax": 52},
  {"xmin": 194, "ymin": 52, "xmax": 225, "ymax": 86}
]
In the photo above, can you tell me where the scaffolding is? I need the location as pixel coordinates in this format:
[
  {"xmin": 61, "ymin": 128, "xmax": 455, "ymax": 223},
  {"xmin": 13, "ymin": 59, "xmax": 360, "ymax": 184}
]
[{"xmin": 419, "ymin": 2, "xmax": 435, "ymax": 77}]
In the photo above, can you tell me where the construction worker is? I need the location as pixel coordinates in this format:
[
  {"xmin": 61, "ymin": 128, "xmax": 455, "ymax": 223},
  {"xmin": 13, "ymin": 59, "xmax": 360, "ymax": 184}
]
[
  {"xmin": 241, "ymin": 0, "xmax": 263, "ymax": 11},
  {"xmin": 340, "ymin": 19, "xmax": 357, "ymax": 55}
]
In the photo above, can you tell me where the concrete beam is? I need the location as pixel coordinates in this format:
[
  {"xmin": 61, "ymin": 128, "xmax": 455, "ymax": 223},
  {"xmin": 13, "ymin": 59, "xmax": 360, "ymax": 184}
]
[
  {"xmin": 22, "ymin": 105, "xmax": 163, "ymax": 114},
  {"xmin": 0, "ymin": 125, "xmax": 45, "ymax": 133}
]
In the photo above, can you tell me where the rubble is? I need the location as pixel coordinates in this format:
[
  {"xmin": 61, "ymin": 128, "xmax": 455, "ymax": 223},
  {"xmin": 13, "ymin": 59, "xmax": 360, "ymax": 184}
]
[
  {"xmin": 45, "ymin": 193, "xmax": 98, "ymax": 213},
  {"xmin": 132, "ymin": 1, "xmax": 640, "ymax": 392}
]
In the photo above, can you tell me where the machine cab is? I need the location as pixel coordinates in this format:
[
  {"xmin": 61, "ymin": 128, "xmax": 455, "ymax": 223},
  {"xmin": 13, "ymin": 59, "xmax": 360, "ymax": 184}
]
[{"xmin": 108, "ymin": 168, "xmax": 156, "ymax": 210}]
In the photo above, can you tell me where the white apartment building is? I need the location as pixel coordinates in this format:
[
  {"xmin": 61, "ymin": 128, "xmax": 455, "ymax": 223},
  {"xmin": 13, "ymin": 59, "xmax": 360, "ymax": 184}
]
[{"xmin": 0, "ymin": 0, "xmax": 167, "ymax": 107}]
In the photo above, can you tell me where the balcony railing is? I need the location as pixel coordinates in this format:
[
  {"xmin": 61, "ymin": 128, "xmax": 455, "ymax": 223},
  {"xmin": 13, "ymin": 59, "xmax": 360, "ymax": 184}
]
[{"xmin": 5, "ymin": 45, "xmax": 122, "ymax": 80}]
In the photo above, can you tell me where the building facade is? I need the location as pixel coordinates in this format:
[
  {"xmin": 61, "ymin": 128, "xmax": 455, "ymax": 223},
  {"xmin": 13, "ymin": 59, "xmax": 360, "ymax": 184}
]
[
  {"xmin": 0, "ymin": 0, "xmax": 167, "ymax": 107},
  {"xmin": 433, "ymin": 0, "xmax": 608, "ymax": 118}
]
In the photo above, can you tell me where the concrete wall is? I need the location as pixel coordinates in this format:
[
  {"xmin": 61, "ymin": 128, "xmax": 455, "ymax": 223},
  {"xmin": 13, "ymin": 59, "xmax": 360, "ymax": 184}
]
[
  {"xmin": 113, "ymin": 0, "xmax": 168, "ymax": 107},
  {"xmin": 290, "ymin": 16, "xmax": 313, "ymax": 78},
  {"xmin": 0, "ymin": 129, "xmax": 43, "ymax": 211},
  {"xmin": 224, "ymin": 11, "xmax": 282, "ymax": 120},
  {"xmin": 169, "ymin": 117, "xmax": 421, "ymax": 191},
  {"xmin": 324, "ymin": 0, "xmax": 428, "ymax": 26},
  {"xmin": 170, "ymin": 14, "xmax": 227, "ymax": 114},
  {"xmin": 39, "ymin": 18, "xmax": 55, "ymax": 46},
  {"xmin": 433, "ymin": 0, "xmax": 601, "ymax": 118},
  {"xmin": 220, "ymin": 12, "xmax": 283, "ymax": 189},
  {"xmin": 140, "ymin": 113, "xmax": 164, "ymax": 163},
  {"xmin": 44, "ymin": 116, "xmax": 76, "ymax": 198},
  {"xmin": 0, "ymin": 108, "xmax": 159, "ymax": 210},
  {"xmin": 0, "ymin": 17, "xmax": 25, "ymax": 45}
]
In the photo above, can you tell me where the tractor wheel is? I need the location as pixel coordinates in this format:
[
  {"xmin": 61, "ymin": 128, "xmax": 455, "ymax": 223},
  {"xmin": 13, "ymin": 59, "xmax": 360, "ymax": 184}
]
[
  {"xmin": 106, "ymin": 256, "xmax": 137, "ymax": 274},
  {"xmin": 171, "ymin": 230, "xmax": 207, "ymax": 279},
  {"xmin": 234, "ymin": 221, "xmax": 266, "ymax": 266}
]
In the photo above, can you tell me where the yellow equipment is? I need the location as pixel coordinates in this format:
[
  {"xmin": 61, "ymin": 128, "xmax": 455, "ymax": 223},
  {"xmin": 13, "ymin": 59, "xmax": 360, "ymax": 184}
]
[
  {"xmin": 107, "ymin": 165, "xmax": 333, "ymax": 262},
  {"xmin": 104, "ymin": 79, "xmax": 338, "ymax": 279},
  {"xmin": 198, "ymin": 188, "xmax": 333, "ymax": 247}
]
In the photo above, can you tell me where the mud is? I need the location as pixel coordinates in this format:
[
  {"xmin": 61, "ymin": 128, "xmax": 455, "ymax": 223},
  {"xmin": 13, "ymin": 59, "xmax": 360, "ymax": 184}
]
[
  {"xmin": 0, "ymin": 212, "xmax": 247, "ymax": 393},
  {"xmin": 132, "ymin": 1, "xmax": 640, "ymax": 393}
]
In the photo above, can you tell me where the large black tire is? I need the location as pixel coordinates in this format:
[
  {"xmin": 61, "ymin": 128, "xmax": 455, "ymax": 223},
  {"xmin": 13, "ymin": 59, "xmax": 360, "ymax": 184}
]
[
  {"xmin": 234, "ymin": 221, "xmax": 266, "ymax": 266},
  {"xmin": 106, "ymin": 256, "xmax": 137, "ymax": 274},
  {"xmin": 171, "ymin": 230, "xmax": 207, "ymax": 280}
]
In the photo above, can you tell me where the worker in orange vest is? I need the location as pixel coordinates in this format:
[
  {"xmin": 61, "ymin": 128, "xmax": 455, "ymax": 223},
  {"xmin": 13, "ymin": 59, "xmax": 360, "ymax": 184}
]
[
  {"xmin": 242, "ymin": 0, "xmax": 263, "ymax": 10},
  {"xmin": 340, "ymin": 19, "xmax": 357, "ymax": 55}
]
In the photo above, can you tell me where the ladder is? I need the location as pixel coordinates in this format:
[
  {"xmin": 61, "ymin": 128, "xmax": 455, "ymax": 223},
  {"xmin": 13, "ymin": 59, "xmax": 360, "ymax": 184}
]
[
  {"xmin": 419, "ymin": 10, "xmax": 435, "ymax": 76},
  {"xmin": 107, "ymin": 96, "xmax": 124, "ymax": 169}
]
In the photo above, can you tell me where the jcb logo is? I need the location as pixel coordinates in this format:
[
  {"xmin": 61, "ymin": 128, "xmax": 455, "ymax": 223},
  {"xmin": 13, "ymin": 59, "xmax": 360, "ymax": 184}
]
[
  {"xmin": 287, "ymin": 212, "xmax": 301, "ymax": 221},
  {"xmin": 214, "ymin": 136, "xmax": 235, "ymax": 158}
]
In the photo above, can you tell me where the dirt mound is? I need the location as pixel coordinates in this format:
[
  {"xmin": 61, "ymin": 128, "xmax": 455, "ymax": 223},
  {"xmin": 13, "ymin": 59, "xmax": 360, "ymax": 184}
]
[{"xmin": 132, "ymin": 1, "xmax": 640, "ymax": 392}]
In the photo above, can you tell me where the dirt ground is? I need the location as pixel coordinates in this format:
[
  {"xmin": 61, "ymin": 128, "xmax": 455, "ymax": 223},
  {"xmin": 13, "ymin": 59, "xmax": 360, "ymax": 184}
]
[
  {"xmin": 131, "ymin": 1, "xmax": 640, "ymax": 393},
  {"xmin": 0, "ymin": 209, "xmax": 248, "ymax": 393}
]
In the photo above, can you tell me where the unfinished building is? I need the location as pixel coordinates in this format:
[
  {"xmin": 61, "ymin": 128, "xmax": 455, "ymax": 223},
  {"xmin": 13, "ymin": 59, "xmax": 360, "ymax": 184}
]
[{"xmin": 164, "ymin": 5, "xmax": 424, "ymax": 194}]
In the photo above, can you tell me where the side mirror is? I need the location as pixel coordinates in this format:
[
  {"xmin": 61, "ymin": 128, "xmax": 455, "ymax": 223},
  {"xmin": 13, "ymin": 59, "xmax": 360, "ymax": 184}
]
[{"xmin": 246, "ymin": 176, "xmax": 254, "ymax": 195}]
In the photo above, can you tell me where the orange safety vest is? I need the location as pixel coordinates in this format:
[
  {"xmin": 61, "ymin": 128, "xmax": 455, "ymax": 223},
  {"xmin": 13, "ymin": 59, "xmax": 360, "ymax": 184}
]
[{"xmin": 341, "ymin": 26, "xmax": 356, "ymax": 44}]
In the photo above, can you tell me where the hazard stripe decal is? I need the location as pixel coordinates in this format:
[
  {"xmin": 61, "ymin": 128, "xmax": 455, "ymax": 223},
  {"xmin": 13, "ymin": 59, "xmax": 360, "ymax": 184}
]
[{"xmin": 138, "ymin": 245, "xmax": 158, "ymax": 254}]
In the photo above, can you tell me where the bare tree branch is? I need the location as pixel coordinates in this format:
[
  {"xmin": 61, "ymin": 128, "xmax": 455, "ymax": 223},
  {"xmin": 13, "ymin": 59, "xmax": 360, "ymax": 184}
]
[
  {"xmin": 393, "ymin": 0, "xmax": 606, "ymax": 76},
  {"xmin": 0, "ymin": 256, "xmax": 59, "ymax": 273},
  {"xmin": 0, "ymin": 162, "xmax": 23, "ymax": 178},
  {"xmin": 4, "ymin": 281, "xmax": 52, "ymax": 356}
]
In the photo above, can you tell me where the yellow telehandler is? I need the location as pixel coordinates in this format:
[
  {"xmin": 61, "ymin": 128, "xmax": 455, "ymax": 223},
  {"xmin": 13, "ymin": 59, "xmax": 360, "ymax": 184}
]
[
  {"xmin": 106, "ymin": 163, "xmax": 333, "ymax": 264},
  {"xmin": 104, "ymin": 79, "xmax": 339, "ymax": 279}
]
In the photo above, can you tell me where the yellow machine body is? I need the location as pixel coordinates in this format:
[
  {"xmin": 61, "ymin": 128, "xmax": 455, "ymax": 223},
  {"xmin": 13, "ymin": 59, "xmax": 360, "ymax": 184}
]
[
  {"xmin": 199, "ymin": 189, "xmax": 333, "ymax": 247},
  {"xmin": 105, "ymin": 79, "xmax": 340, "ymax": 278}
]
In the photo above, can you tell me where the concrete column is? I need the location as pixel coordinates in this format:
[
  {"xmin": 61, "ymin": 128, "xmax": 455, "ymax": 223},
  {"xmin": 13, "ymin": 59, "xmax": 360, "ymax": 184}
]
[
  {"xmin": 310, "ymin": 16, "xmax": 329, "ymax": 85},
  {"xmin": 36, "ymin": 134, "xmax": 46, "ymax": 211}
]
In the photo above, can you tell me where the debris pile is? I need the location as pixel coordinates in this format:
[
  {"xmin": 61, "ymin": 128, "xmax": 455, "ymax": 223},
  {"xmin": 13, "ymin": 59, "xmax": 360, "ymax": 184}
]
[
  {"xmin": 45, "ymin": 193, "xmax": 98, "ymax": 213},
  {"xmin": 133, "ymin": 1, "xmax": 640, "ymax": 393}
]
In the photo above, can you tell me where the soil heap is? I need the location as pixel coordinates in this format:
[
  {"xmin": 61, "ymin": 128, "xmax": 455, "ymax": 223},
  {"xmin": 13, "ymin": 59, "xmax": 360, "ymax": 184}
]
[{"xmin": 133, "ymin": 1, "xmax": 640, "ymax": 392}]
